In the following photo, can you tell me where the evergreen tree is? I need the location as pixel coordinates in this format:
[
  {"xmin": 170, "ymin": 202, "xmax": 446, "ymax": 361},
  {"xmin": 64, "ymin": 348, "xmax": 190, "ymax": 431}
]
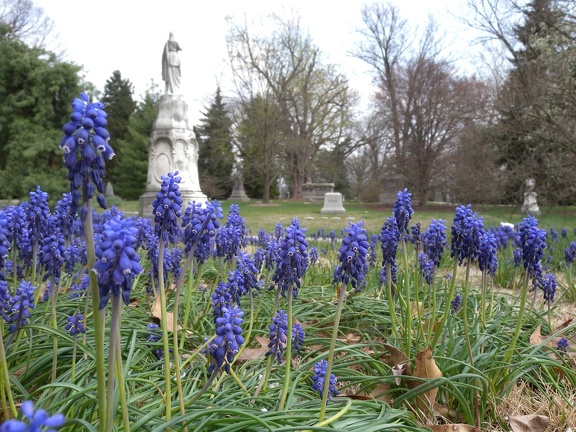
[
  {"xmin": 114, "ymin": 82, "xmax": 160, "ymax": 200},
  {"xmin": 495, "ymin": 0, "xmax": 576, "ymax": 204},
  {"xmin": 101, "ymin": 70, "xmax": 137, "ymax": 190},
  {"xmin": 0, "ymin": 34, "xmax": 81, "ymax": 200},
  {"xmin": 194, "ymin": 87, "xmax": 234, "ymax": 199}
]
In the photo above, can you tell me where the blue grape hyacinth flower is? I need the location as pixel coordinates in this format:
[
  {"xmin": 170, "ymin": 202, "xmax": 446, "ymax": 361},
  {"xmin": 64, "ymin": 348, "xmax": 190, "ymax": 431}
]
[
  {"xmin": 0, "ymin": 400, "xmax": 64, "ymax": 432},
  {"xmin": 64, "ymin": 313, "xmax": 86, "ymax": 336},
  {"xmin": 208, "ymin": 305, "xmax": 244, "ymax": 373},
  {"xmin": 8, "ymin": 281, "xmax": 36, "ymax": 332},
  {"xmin": 152, "ymin": 171, "xmax": 184, "ymax": 244},
  {"xmin": 93, "ymin": 217, "xmax": 143, "ymax": 309},
  {"xmin": 311, "ymin": 360, "xmax": 339, "ymax": 400},
  {"xmin": 540, "ymin": 272, "xmax": 557, "ymax": 303},
  {"xmin": 517, "ymin": 215, "xmax": 547, "ymax": 278},
  {"xmin": 451, "ymin": 294, "xmax": 462, "ymax": 313},
  {"xmin": 418, "ymin": 252, "xmax": 435, "ymax": 286},
  {"xmin": 292, "ymin": 323, "xmax": 305, "ymax": 354},
  {"xmin": 564, "ymin": 242, "xmax": 576, "ymax": 266},
  {"xmin": 215, "ymin": 204, "xmax": 246, "ymax": 262},
  {"xmin": 557, "ymin": 337, "xmax": 569, "ymax": 353},
  {"xmin": 60, "ymin": 92, "xmax": 113, "ymax": 214},
  {"xmin": 181, "ymin": 200, "xmax": 222, "ymax": 251},
  {"xmin": 25, "ymin": 186, "xmax": 51, "ymax": 246},
  {"xmin": 333, "ymin": 221, "xmax": 369, "ymax": 292},
  {"xmin": 146, "ymin": 322, "xmax": 164, "ymax": 360},
  {"xmin": 272, "ymin": 218, "xmax": 309, "ymax": 298},
  {"xmin": 380, "ymin": 217, "xmax": 399, "ymax": 285},
  {"xmin": 393, "ymin": 188, "xmax": 414, "ymax": 236},
  {"xmin": 266, "ymin": 309, "xmax": 289, "ymax": 364},
  {"xmin": 422, "ymin": 219, "xmax": 447, "ymax": 267},
  {"xmin": 0, "ymin": 280, "xmax": 11, "ymax": 322},
  {"xmin": 40, "ymin": 227, "xmax": 66, "ymax": 285},
  {"xmin": 478, "ymin": 231, "xmax": 498, "ymax": 277},
  {"xmin": 451, "ymin": 204, "xmax": 485, "ymax": 265}
]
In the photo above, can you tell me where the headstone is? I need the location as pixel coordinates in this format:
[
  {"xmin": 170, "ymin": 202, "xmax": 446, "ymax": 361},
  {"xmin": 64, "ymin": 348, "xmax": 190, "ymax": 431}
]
[
  {"xmin": 303, "ymin": 182, "xmax": 334, "ymax": 203},
  {"xmin": 228, "ymin": 171, "xmax": 250, "ymax": 202},
  {"xmin": 521, "ymin": 178, "xmax": 540, "ymax": 215},
  {"xmin": 104, "ymin": 182, "xmax": 115, "ymax": 198},
  {"xmin": 321, "ymin": 192, "xmax": 346, "ymax": 214},
  {"xmin": 139, "ymin": 32, "xmax": 207, "ymax": 218}
]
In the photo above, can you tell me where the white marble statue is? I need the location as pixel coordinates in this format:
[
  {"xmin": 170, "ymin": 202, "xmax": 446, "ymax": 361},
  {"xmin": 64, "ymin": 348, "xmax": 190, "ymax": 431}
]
[
  {"xmin": 162, "ymin": 32, "xmax": 182, "ymax": 94},
  {"xmin": 521, "ymin": 178, "xmax": 540, "ymax": 215},
  {"xmin": 139, "ymin": 33, "xmax": 206, "ymax": 217}
]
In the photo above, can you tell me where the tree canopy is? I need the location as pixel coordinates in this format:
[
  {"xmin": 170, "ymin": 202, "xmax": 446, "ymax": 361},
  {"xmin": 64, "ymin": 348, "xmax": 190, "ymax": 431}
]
[{"xmin": 0, "ymin": 34, "xmax": 81, "ymax": 201}]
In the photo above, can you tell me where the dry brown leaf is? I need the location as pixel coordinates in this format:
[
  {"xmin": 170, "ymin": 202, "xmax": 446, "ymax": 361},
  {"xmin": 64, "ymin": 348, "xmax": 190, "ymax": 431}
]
[
  {"xmin": 410, "ymin": 301, "xmax": 424, "ymax": 317},
  {"xmin": 237, "ymin": 336, "xmax": 270, "ymax": 362},
  {"xmin": 345, "ymin": 333, "xmax": 361, "ymax": 343},
  {"xmin": 151, "ymin": 297, "xmax": 180, "ymax": 331},
  {"xmin": 508, "ymin": 414, "xmax": 550, "ymax": 432},
  {"xmin": 382, "ymin": 343, "xmax": 409, "ymax": 366},
  {"xmin": 530, "ymin": 319, "xmax": 573, "ymax": 348},
  {"xmin": 428, "ymin": 425, "xmax": 480, "ymax": 432},
  {"xmin": 348, "ymin": 382, "xmax": 392, "ymax": 403},
  {"xmin": 412, "ymin": 347, "xmax": 443, "ymax": 413}
]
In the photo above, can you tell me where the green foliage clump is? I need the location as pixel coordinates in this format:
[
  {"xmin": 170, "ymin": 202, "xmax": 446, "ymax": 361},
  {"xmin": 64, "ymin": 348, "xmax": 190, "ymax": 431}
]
[{"xmin": 0, "ymin": 36, "xmax": 81, "ymax": 200}]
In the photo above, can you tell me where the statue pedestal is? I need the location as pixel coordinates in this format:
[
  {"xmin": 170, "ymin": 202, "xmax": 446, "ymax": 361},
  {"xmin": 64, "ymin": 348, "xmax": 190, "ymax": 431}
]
[
  {"xmin": 228, "ymin": 172, "xmax": 250, "ymax": 202},
  {"xmin": 228, "ymin": 188, "xmax": 250, "ymax": 202},
  {"xmin": 139, "ymin": 94, "xmax": 206, "ymax": 218}
]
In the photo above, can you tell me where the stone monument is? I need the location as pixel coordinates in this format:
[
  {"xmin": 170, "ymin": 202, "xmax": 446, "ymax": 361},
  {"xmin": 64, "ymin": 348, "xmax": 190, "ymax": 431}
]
[
  {"xmin": 321, "ymin": 192, "xmax": 346, "ymax": 214},
  {"xmin": 139, "ymin": 32, "xmax": 207, "ymax": 218},
  {"xmin": 303, "ymin": 182, "xmax": 335, "ymax": 203},
  {"xmin": 228, "ymin": 169, "xmax": 250, "ymax": 202},
  {"xmin": 278, "ymin": 179, "xmax": 290, "ymax": 199},
  {"xmin": 521, "ymin": 178, "xmax": 540, "ymax": 215},
  {"xmin": 104, "ymin": 182, "xmax": 115, "ymax": 199}
]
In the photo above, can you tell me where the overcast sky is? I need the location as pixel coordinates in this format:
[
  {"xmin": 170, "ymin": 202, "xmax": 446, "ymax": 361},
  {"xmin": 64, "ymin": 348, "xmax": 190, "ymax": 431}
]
[{"xmin": 34, "ymin": 0, "xmax": 475, "ymax": 125}]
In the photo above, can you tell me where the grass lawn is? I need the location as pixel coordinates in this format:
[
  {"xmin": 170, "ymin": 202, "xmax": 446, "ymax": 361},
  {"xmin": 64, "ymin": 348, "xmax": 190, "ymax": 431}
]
[{"xmin": 115, "ymin": 198, "xmax": 576, "ymax": 235}]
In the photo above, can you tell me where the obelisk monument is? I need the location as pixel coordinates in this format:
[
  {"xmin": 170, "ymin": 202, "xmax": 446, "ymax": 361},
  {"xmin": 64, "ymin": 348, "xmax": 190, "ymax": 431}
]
[{"xmin": 139, "ymin": 32, "xmax": 207, "ymax": 217}]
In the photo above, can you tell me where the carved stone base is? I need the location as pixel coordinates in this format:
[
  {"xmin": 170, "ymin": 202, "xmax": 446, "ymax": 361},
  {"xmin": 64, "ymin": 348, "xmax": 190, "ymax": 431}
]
[
  {"xmin": 228, "ymin": 191, "xmax": 250, "ymax": 202},
  {"xmin": 139, "ymin": 189, "xmax": 208, "ymax": 219}
]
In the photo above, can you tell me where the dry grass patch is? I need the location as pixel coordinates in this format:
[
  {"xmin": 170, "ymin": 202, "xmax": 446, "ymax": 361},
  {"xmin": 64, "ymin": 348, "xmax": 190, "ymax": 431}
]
[{"xmin": 495, "ymin": 381, "xmax": 576, "ymax": 431}]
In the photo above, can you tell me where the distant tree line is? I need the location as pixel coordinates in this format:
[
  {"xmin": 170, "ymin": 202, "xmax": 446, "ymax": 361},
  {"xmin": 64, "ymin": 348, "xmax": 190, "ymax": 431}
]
[{"xmin": 1, "ymin": 0, "xmax": 575, "ymax": 207}]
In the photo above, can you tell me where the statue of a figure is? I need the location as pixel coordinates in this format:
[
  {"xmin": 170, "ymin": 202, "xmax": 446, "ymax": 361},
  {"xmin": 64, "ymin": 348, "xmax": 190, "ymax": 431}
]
[
  {"xmin": 521, "ymin": 178, "xmax": 540, "ymax": 215},
  {"xmin": 162, "ymin": 32, "xmax": 182, "ymax": 94}
]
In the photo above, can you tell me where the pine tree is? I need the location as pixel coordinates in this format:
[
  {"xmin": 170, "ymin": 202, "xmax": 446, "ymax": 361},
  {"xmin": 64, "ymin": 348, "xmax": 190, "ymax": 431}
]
[
  {"xmin": 114, "ymin": 82, "xmax": 160, "ymax": 200},
  {"xmin": 194, "ymin": 87, "xmax": 234, "ymax": 199},
  {"xmin": 101, "ymin": 70, "xmax": 137, "ymax": 190}
]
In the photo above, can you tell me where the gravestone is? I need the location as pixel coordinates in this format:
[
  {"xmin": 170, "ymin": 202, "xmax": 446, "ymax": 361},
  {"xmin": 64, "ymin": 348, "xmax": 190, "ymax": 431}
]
[
  {"xmin": 303, "ymin": 182, "xmax": 334, "ymax": 203},
  {"xmin": 105, "ymin": 182, "xmax": 115, "ymax": 198},
  {"xmin": 139, "ymin": 32, "xmax": 206, "ymax": 217},
  {"xmin": 321, "ymin": 192, "xmax": 346, "ymax": 214},
  {"xmin": 228, "ymin": 171, "xmax": 250, "ymax": 202},
  {"xmin": 521, "ymin": 178, "xmax": 540, "ymax": 215}
]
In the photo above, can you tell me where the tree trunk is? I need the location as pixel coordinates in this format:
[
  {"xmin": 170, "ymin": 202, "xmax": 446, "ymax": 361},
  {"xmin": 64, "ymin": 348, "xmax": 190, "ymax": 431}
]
[{"xmin": 262, "ymin": 171, "xmax": 270, "ymax": 203}]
